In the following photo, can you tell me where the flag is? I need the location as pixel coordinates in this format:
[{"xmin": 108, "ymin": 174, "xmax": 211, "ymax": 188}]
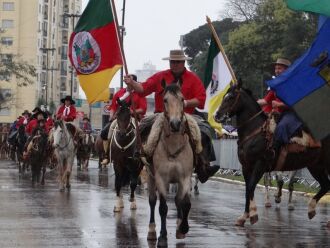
[
  {"xmin": 202, "ymin": 37, "xmax": 233, "ymax": 134},
  {"xmin": 68, "ymin": 0, "xmax": 123, "ymax": 104},
  {"xmin": 286, "ymin": 0, "xmax": 330, "ymax": 17},
  {"xmin": 267, "ymin": 18, "xmax": 330, "ymax": 140}
]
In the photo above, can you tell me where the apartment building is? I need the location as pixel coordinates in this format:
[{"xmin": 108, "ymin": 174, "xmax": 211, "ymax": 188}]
[{"xmin": 0, "ymin": 0, "xmax": 82, "ymax": 123}]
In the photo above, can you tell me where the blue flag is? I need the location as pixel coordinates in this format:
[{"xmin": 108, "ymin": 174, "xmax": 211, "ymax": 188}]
[{"xmin": 267, "ymin": 18, "xmax": 330, "ymax": 140}]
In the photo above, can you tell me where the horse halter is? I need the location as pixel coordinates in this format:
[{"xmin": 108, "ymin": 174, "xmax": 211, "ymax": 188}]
[
  {"xmin": 228, "ymin": 89, "xmax": 241, "ymax": 116},
  {"xmin": 112, "ymin": 118, "xmax": 136, "ymax": 152}
]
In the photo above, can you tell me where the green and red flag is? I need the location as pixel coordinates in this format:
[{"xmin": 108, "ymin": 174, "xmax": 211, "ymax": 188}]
[
  {"xmin": 286, "ymin": 0, "xmax": 330, "ymax": 16},
  {"xmin": 69, "ymin": 0, "xmax": 123, "ymax": 104}
]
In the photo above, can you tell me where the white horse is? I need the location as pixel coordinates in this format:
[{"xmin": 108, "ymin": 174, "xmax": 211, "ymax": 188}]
[
  {"xmin": 146, "ymin": 83, "xmax": 194, "ymax": 247},
  {"xmin": 52, "ymin": 120, "xmax": 76, "ymax": 191}
]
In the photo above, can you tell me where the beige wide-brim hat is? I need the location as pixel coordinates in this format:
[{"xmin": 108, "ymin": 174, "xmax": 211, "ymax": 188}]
[
  {"xmin": 162, "ymin": 50, "xmax": 192, "ymax": 61},
  {"xmin": 273, "ymin": 58, "xmax": 291, "ymax": 67}
]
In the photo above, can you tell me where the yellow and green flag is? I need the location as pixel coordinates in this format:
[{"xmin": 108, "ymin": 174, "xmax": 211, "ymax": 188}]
[
  {"xmin": 68, "ymin": 0, "xmax": 123, "ymax": 104},
  {"xmin": 203, "ymin": 37, "xmax": 233, "ymax": 134}
]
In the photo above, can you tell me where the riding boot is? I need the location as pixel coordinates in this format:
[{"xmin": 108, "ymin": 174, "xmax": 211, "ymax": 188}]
[
  {"xmin": 101, "ymin": 140, "xmax": 110, "ymax": 165},
  {"xmin": 195, "ymin": 153, "xmax": 220, "ymax": 183}
]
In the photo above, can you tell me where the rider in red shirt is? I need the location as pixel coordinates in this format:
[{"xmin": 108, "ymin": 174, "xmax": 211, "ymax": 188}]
[
  {"xmin": 56, "ymin": 96, "xmax": 77, "ymax": 122},
  {"xmin": 25, "ymin": 109, "xmax": 48, "ymax": 136},
  {"xmin": 16, "ymin": 110, "xmax": 31, "ymax": 128},
  {"xmin": 124, "ymin": 49, "xmax": 219, "ymax": 183}
]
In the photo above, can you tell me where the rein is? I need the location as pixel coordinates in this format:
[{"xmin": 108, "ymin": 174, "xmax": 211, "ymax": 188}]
[
  {"xmin": 55, "ymin": 124, "xmax": 72, "ymax": 150},
  {"xmin": 112, "ymin": 118, "xmax": 136, "ymax": 152},
  {"xmin": 237, "ymin": 110, "xmax": 264, "ymax": 130}
]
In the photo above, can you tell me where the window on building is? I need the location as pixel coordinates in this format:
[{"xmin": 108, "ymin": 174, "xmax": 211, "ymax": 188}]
[
  {"xmin": 2, "ymin": 19, "xmax": 14, "ymax": 29},
  {"xmin": 61, "ymin": 46, "xmax": 68, "ymax": 60},
  {"xmin": 3, "ymin": 2, "xmax": 14, "ymax": 11},
  {"xmin": 61, "ymin": 61, "xmax": 67, "ymax": 76},
  {"xmin": 60, "ymin": 77, "xmax": 67, "ymax": 91},
  {"xmin": 0, "ymin": 54, "xmax": 13, "ymax": 64},
  {"xmin": 0, "ymin": 37, "xmax": 13, "ymax": 46}
]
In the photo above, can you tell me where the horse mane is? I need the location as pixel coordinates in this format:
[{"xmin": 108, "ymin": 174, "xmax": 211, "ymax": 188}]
[
  {"xmin": 240, "ymin": 87, "xmax": 265, "ymax": 115},
  {"xmin": 164, "ymin": 84, "xmax": 181, "ymax": 97}
]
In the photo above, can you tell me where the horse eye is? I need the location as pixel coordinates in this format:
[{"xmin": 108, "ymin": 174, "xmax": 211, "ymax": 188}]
[{"xmin": 164, "ymin": 98, "xmax": 167, "ymax": 103}]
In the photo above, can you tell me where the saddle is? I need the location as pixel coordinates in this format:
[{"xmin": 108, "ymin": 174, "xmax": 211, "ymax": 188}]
[{"xmin": 266, "ymin": 113, "xmax": 321, "ymax": 170}]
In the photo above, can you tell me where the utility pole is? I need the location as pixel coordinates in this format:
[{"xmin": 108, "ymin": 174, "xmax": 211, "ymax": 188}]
[
  {"xmin": 40, "ymin": 48, "xmax": 56, "ymax": 110},
  {"xmin": 119, "ymin": 0, "xmax": 126, "ymax": 88},
  {"xmin": 63, "ymin": 13, "xmax": 81, "ymax": 96}
]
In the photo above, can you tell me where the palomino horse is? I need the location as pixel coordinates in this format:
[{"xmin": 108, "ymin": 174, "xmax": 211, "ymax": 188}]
[
  {"xmin": 214, "ymin": 81, "xmax": 330, "ymax": 227},
  {"xmin": 77, "ymin": 132, "xmax": 94, "ymax": 171},
  {"xmin": 52, "ymin": 120, "xmax": 76, "ymax": 191},
  {"xmin": 147, "ymin": 83, "xmax": 194, "ymax": 247},
  {"xmin": 29, "ymin": 130, "xmax": 48, "ymax": 185},
  {"xmin": 110, "ymin": 99, "xmax": 142, "ymax": 212}
]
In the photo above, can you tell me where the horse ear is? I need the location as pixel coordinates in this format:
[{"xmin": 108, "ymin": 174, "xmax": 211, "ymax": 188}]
[{"xmin": 161, "ymin": 79, "xmax": 167, "ymax": 90}]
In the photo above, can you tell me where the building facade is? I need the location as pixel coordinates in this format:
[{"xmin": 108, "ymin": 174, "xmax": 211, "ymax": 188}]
[{"xmin": 0, "ymin": 0, "xmax": 81, "ymax": 123}]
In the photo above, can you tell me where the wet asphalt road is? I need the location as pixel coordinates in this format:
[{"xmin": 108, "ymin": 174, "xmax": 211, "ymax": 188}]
[{"xmin": 0, "ymin": 159, "xmax": 330, "ymax": 248}]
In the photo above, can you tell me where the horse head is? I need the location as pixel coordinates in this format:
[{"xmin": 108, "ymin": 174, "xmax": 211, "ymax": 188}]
[
  {"xmin": 53, "ymin": 120, "xmax": 67, "ymax": 148},
  {"xmin": 116, "ymin": 99, "xmax": 132, "ymax": 136},
  {"xmin": 162, "ymin": 82, "xmax": 184, "ymax": 133}
]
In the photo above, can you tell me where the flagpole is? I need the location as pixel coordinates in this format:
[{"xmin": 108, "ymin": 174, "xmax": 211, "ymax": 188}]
[
  {"xmin": 206, "ymin": 16, "xmax": 237, "ymax": 84},
  {"xmin": 110, "ymin": 0, "xmax": 128, "ymax": 75}
]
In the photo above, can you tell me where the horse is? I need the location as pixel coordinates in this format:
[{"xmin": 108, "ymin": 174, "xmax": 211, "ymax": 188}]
[
  {"xmin": 15, "ymin": 125, "xmax": 28, "ymax": 173},
  {"xmin": 263, "ymin": 171, "xmax": 298, "ymax": 210},
  {"xmin": 52, "ymin": 120, "xmax": 76, "ymax": 191},
  {"xmin": 146, "ymin": 83, "xmax": 194, "ymax": 247},
  {"xmin": 214, "ymin": 81, "xmax": 330, "ymax": 227},
  {"xmin": 77, "ymin": 132, "xmax": 94, "ymax": 171},
  {"xmin": 29, "ymin": 130, "xmax": 48, "ymax": 185},
  {"xmin": 109, "ymin": 99, "xmax": 142, "ymax": 212}
]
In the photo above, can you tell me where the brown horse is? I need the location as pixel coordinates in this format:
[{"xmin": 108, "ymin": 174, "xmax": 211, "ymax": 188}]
[
  {"xmin": 109, "ymin": 99, "xmax": 142, "ymax": 212},
  {"xmin": 214, "ymin": 81, "xmax": 330, "ymax": 226}
]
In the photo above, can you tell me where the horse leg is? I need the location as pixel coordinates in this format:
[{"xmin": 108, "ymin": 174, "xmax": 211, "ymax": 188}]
[
  {"xmin": 147, "ymin": 176, "xmax": 157, "ymax": 241},
  {"xmin": 264, "ymin": 172, "xmax": 272, "ymax": 208},
  {"xmin": 288, "ymin": 171, "xmax": 297, "ymax": 210},
  {"xmin": 194, "ymin": 174, "xmax": 199, "ymax": 195},
  {"xmin": 236, "ymin": 169, "xmax": 250, "ymax": 227},
  {"xmin": 114, "ymin": 169, "xmax": 123, "ymax": 212},
  {"xmin": 275, "ymin": 172, "xmax": 284, "ymax": 204},
  {"xmin": 248, "ymin": 161, "xmax": 265, "ymax": 225},
  {"xmin": 129, "ymin": 173, "xmax": 138, "ymax": 210},
  {"xmin": 41, "ymin": 163, "xmax": 46, "ymax": 185},
  {"xmin": 58, "ymin": 159, "xmax": 65, "ymax": 191},
  {"xmin": 307, "ymin": 168, "xmax": 330, "ymax": 219},
  {"xmin": 158, "ymin": 194, "xmax": 168, "ymax": 247},
  {"xmin": 177, "ymin": 178, "xmax": 191, "ymax": 239}
]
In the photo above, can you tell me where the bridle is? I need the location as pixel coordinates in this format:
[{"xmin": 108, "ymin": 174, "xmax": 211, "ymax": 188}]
[
  {"xmin": 54, "ymin": 123, "xmax": 71, "ymax": 150},
  {"xmin": 111, "ymin": 117, "xmax": 136, "ymax": 152}
]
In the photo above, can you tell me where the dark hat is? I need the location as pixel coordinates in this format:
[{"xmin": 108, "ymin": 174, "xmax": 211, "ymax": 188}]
[
  {"xmin": 32, "ymin": 107, "xmax": 42, "ymax": 113},
  {"xmin": 22, "ymin": 110, "xmax": 31, "ymax": 116},
  {"xmin": 83, "ymin": 116, "xmax": 90, "ymax": 121},
  {"xmin": 61, "ymin": 95, "xmax": 75, "ymax": 105},
  {"xmin": 33, "ymin": 110, "xmax": 47, "ymax": 119}
]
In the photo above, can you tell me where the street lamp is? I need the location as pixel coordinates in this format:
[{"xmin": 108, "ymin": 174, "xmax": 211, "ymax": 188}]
[
  {"xmin": 63, "ymin": 13, "xmax": 81, "ymax": 96},
  {"xmin": 40, "ymin": 47, "xmax": 56, "ymax": 109}
]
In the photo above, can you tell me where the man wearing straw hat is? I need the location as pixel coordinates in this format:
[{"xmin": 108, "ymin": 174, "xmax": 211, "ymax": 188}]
[{"xmin": 124, "ymin": 49, "xmax": 220, "ymax": 183}]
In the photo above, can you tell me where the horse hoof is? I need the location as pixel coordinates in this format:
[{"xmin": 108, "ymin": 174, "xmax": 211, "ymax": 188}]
[
  {"xmin": 265, "ymin": 201, "xmax": 272, "ymax": 208},
  {"xmin": 113, "ymin": 206, "xmax": 121, "ymax": 213},
  {"xmin": 147, "ymin": 231, "xmax": 157, "ymax": 241},
  {"xmin": 176, "ymin": 230, "xmax": 186, "ymax": 239},
  {"xmin": 275, "ymin": 197, "xmax": 281, "ymax": 204},
  {"xmin": 235, "ymin": 218, "xmax": 246, "ymax": 227},
  {"xmin": 66, "ymin": 184, "xmax": 71, "ymax": 189},
  {"xmin": 250, "ymin": 214, "xmax": 259, "ymax": 225},
  {"xmin": 288, "ymin": 204, "xmax": 295, "ymax": 211},
  {"xmin": 41, "ymin": 181, "xmax": 45, "ymax": 186},
  {"xmin": 327, "ymin": 221, "xmax": 330, "ymax": 228},
  {"xmin": 157, "ymin": 236, "xmax": 167, "ymax": 247},
  {"xmin": 308, "ymin": 210, "xmax": 316, "ymax": 219},
  {"xmin": 59, "ymin": 187, "xmax": 65, "ymax": 192},
  {"xmin": 130, "ymin": 202, "xmax": 137, "ymax": 210}
]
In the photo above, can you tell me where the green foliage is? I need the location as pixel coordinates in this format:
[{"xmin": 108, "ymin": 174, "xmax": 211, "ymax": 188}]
[
  {"xmin": 183, "ymin": 0, "xmax": 317, "ymax": 97},
  {"xmin": 183, "ymin": 18, "xmax": 241, "ymax": 79}
]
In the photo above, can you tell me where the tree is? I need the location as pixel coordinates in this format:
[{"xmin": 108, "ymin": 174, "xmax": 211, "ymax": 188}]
[
  {"xmin": 183, "ymin": 18, "xmax": 242, "ymax": 79},
  {"xmin": 221, "ymin": 0, "xmax": 263, "ymax": 21}
]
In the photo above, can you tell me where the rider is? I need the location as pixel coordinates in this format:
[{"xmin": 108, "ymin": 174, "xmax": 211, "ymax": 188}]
[
  {"xmin": 25, "ymin": 108, "xmax": 48, "ymax": 136},
  {"xmin": 16, "ymin": 110, "xmax": 31, "ymax": 128},
  {"xmin": 81, "ymin": 117, "xmax": 93, "ymax": 134},
  {"xmin": 124, "ymin": 49, "xmax": 220, "ymax": 183},
  {"xmin": 100, "ymin": 74, "xmax": 147, "ymax": 165},
  {"xmin": 56, "ymin": 96, "xmax": 77, "ymax": 122},
  {"xmin": 45, "ymin": 110, "xmax": 54, "ymax": 132},
  {"xmin": 257, "ymin": 58, "xmax": 303, "ymax": 156}
]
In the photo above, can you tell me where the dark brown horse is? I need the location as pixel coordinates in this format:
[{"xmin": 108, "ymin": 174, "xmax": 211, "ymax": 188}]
[
  {"xmin": 214, "ymin": 81, "xmax": 330, "ymax": 226},
  {"xmin": 110, "ymin": 99, "xmax": 142, "ymax": 212}
]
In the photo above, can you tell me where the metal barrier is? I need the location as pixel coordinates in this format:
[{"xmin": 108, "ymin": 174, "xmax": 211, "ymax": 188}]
[{"xmin": 212, "ymin": 139, "xmax": 319, "ymax": 188}]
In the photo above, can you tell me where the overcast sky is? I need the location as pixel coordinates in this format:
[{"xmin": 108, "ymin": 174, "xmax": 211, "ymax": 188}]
[{"xmin": 80, "ymin": 0, "xmax": 225, "ymax": 92}]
